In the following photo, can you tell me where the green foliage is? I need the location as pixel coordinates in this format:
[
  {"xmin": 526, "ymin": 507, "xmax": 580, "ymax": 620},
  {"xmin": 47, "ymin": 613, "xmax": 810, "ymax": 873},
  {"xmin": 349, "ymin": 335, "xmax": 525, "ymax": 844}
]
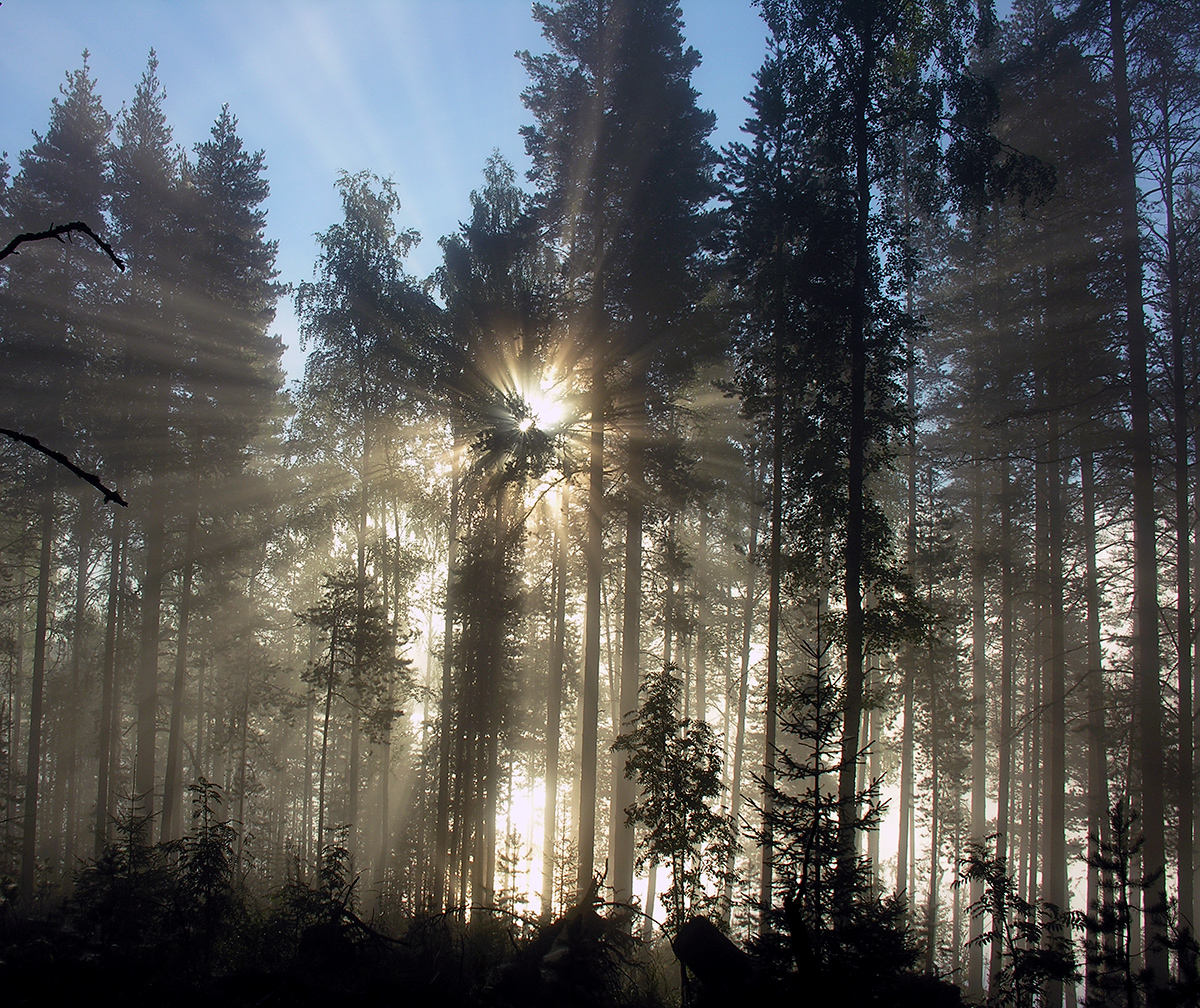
[
  {"xmin": 1080, "ymin": 801, "xmax": 1149, "ymax": 1008},
  {"xmin": 759, "ymin": 637, "xmax": 887, "ymax": 916},
  {"xmin": 301, "ymin": 566, "xmax": 408, "ymax": 742},
  {"xmin": 754, "ymin": 633, "xmax": 922, "ymax": 1001},
  {"xmin": 959, "ymin": 837, "xmax": 1080, "ymax": 1008},
  {"xmin": 169, "ymin": 778, "xmax": 246, "ymax": 974},
  {"xmin": 295, "ymin": 168, "xmax": 440, "ymax": 450},
  {"xmin": 271, "ymin": 827, "xmax": 359, "ymax": 944},
  {"xmin": 72, "ymin": 801, "xmax": 173, "ymax": 951},
  {"xmin": 60, "ymin": 781, "xmax": 255, "ymax": 990},
  {"xmin": 613, "ymin": 663, "xmax": 736, "ymax": 932}
]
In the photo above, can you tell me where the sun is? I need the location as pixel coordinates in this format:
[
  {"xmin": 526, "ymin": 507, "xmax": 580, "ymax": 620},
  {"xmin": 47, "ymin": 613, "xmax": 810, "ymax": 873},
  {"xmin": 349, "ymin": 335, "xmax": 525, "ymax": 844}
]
[{"xmin": 524, "ymin": 385, "xmax": 568, "ymax": 431}]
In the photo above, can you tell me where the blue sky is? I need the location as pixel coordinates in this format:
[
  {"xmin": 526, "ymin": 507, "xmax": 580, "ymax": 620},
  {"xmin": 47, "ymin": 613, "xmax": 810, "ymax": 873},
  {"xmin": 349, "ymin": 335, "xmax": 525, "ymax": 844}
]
[{"xmin": 1, "ymin": 1, "xmax": 770, "ymax": 379}]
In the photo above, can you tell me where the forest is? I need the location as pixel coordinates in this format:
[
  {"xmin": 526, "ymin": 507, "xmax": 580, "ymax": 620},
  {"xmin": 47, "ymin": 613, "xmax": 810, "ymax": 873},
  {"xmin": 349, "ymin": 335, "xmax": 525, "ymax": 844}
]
[{"xmin": 1, "ymin": 0, "xmax": 1198, "ymax": 1005}]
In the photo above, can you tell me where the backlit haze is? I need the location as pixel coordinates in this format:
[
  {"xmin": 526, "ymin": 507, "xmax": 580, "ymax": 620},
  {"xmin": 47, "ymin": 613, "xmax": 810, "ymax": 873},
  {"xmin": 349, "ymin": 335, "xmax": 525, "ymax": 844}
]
[{"xmin": 1, "ymin": 0, "xmax": 767, "ymax": 380}]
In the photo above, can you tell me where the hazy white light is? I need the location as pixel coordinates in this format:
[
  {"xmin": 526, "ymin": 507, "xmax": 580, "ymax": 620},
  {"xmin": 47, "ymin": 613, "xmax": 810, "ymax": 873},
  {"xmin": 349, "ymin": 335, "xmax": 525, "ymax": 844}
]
[
  {"xmin": 527, "ymin": 384, "xmax": 568, "ymax": 430},
  {"xmin": 518, "ymin": 417, "xmax": 534, "ymax": 433}
]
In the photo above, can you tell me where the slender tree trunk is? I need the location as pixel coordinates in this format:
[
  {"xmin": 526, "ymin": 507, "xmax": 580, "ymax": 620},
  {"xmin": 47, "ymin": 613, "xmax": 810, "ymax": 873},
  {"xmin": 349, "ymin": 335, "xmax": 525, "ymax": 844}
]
[
  {"xmin": 725, "ymin": 458, "xmax": 760, "ymax": 925},
  {"xmin": 896, "ymin": 545, "xmax": 916, "ymax": 901},
  {"xmin": 347, "ymin": 435, "xmax": 370, "ymax": 857},
  {"xmin": 304, "ymin": 630, "xmax": 315, "ymax": 873},
  {"xmin": 316, "ymin": 625, "xmax": 337, "ymax": 867},
  {"xmin": 434, "ymin": 445, "xmax": 459, "ymax": 907},
  {"xmin": 161, "ymin": 493, "xmax": 197, "ymax": 842},
  {"xmin": 897, "ymin": 128, "xmax": 920, "ymax": 907},
  {"xmin": 696, "ymin": 512, "xmax": 710, "ymax": 723},
  {"xmin": 1081, "ymin": 437, "xmax": 1110, "ymax": 1002},
  {"xmin": 1018, "ymin": 677, "xmax": 1032, "ymax": 905},
  {"xmin": 1026, "ymin": 658, "xmax": 1042, "ymax": 907},
  {"xmin": 837, "ymin": 20, "xmax": 876, "ymax": 894},
  {"xmin": 135, "ymin": 489, "xmax": 166, "ymax": 819},
  {"xmin": 993, "ymin": 443, "xmax": 1014, "ymax": 987},
  {"xmin": 543, "ymin": 486, "xmax": 568, "ymax": 917},
  {"xmin": 1165, "ymin": 140, "xmax": 1194, "ymax": 932},
  {"xmin": 969, "ymin": 446, "xmax": 987, "ymax": 995},
  {"xmin": 19, "ymin": 474, "xmax": 55, "ymax": 904},
  {"xmin": 577, "ymin": 356, "xmax": 605, "ymax": 898},
  {"xmin": 760, "ymin": 323, "xmax": 785, "ymax": 933},
  {"xmin": 6, "ymin": 554, "xmax": 27, "ymax": 875},
  {"xmin": 643, "ymin": 859, "xmax": 658, "ymax": 940},
  {"xmin": 61, "ymin": 498, "xmax": 93, "ymax": 865},
  {"xmin": 925, "ymin": 642, "xmax": 940, "ymax": 975},
  {"xmin": 95, "ymin": 510, "xmax": 123, "ymax": 858},
  {"xmin": 611, "ymin": 392, "xmax": 642, "ymax": 907},
  {"xmin": 1109, "ymin": 0, "xmax": 1168, "ymax": 985},
  {"xmin": 234, "ymin": 667, "xmax": 251, "ymax": 869},
  {"xmin": 1045, "ymin": 388, "xmax": 1068, "ymax": 1008}
]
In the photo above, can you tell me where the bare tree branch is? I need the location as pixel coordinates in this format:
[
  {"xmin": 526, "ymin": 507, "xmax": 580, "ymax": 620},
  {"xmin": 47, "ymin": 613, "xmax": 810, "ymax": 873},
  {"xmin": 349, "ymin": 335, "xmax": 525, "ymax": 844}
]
[
  {"xmin": 0, "ymin": 221, "xmax": 126, "ymax": 270},
  {"xmin": 0, "ymin": 428, "xmax": 128, "ymax": 506}
]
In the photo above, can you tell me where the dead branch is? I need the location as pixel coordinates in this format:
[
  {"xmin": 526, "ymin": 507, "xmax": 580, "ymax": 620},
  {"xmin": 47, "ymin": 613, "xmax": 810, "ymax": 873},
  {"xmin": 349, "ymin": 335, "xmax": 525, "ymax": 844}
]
[
  {"xmin": 0, "ymin": 221, "xmax": 126, "ymax": 270},
  {"xmin": 0, "ymin": 428, "xmax": 128, "ymax": 506}
]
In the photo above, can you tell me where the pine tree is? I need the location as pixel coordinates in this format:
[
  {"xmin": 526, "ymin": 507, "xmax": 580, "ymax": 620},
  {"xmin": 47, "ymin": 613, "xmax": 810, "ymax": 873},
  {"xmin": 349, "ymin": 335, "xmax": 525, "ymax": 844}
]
[
  {"xmin": 757, "ymin": 0, "xmax": 991, "ymax": 904},
  {"xmin": 0, "ymin": 53, "xmax": 115, "ymax": 904},
  {"xmin": 613, "ymin": 663, "xmax": 734, "ymax": 933},
  {"xmin": 295, "ymin": 170, "xmax": 436, "ymax": 860},
  {"xmin": 159, "ymin": 105, "xmax": 285, "ymax": 843},
  {"xmin": 109, "ymin": 51, "xmax": 187, "ymax": 824},
  {"xmin": 520, "ymin": 0, "xmax": 718, "ymax": 902}
]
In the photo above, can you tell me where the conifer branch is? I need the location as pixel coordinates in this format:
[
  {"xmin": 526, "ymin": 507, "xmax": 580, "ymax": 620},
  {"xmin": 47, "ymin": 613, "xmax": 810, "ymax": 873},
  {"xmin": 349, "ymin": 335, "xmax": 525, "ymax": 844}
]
[
  {"xmin": 0, "ymin": 427, "xmax": 128, "ymax": 506},
  {"xmin": 0, "ymin": 221, "xmax": 126, "ymax": 270}
]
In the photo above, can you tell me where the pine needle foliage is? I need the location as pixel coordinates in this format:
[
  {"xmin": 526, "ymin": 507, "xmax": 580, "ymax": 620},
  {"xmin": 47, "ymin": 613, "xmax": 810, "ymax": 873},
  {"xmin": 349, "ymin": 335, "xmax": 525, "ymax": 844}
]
[{"xmin": 613, "ymin": 663, "xmax": 736, "ymax": 933}]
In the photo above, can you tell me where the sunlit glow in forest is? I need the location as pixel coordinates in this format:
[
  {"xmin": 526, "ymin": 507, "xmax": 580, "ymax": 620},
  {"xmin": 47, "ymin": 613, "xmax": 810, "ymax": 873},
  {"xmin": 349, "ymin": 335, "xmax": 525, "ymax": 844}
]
[{"xmin": 3, "ymin": 0, "xmax": 1200, "ymax": 1005}]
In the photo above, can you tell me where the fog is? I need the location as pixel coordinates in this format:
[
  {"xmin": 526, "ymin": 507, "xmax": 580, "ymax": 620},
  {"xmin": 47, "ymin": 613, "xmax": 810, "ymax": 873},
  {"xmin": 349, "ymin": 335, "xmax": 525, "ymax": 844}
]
[{"xmin": 1, "ymin": 1, "xmax": 1197, "ymax": 1006}]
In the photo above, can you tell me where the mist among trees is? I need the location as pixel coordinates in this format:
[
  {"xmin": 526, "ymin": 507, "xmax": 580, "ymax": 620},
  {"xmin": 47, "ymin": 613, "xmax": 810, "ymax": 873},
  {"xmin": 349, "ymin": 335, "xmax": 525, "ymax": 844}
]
[{"xmin": 2, "ymin": 1, "xmax": 1200, "ymax": 1005}]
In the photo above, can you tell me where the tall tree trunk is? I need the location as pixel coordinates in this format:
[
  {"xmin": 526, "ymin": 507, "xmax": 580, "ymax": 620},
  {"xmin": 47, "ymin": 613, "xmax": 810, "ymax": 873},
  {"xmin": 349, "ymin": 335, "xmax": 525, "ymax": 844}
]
[
  {"xmin": 347, "ymin": 434, "xmax": 370, "ymax": 857},
  {"xmin": 19, "ymin": 473, "xmax": 55, "ymax": 904},
  {"xmin": 1026, "ymin": 659, "xmax": 1042, "ymax": 907},
  {"xmin": 725, "ymin": 456, "xmax": 761, "ymax": 925},
  {"xmin": 61, "ymin": 498, "xmax": 93, "ymax": 865},
  {"xmin": 576, "ymin": 355, "xmax": 605, "ymax": 898},
  {"xmin": 896, "ymin": 436, "xmax": 916, "ymax": 900},
  {"xmin": 1081, "ymin": 436, "xmax": 1110, "ymax": 1001},
  {"xmin": 696, "ymin": 512, "xmax": 710, "ymax": 723},
  {"xmin": 316, "ymin": 624, "xmax": 338, "ymax": 869},
  {"xmin": 161, "ymin": 492, "xmax": 198, "ymax": 842},
  {"xmin": 969, "ymin": 446, "xmax": 987, "ymax": 995},
  {"xmin": 993, "ymin": 442, "xmax": 1014, "ymax": 988},
  {"xmin": 1164, "ymin": 123, "xmax": 1194, "ymax": 932},
  {"xmin": 6, "ymin": 553, "xmax": 27, "ymax": 874},
  {"xmin": 760, "ymin": 318, "xmax": 785, "ymax": 933},
  {"xmin": 304, "ymin": 627, "xmax": 316, "ymax": 874},
  {"xmin": 837, "ymin": 18, "xmax": 876, "ymax": 893},
  {"xmin": 1109, "ymin": 0, "xmax": 1168, "ymax": 985},
  {"xmin": 135, "ymin": 489, "xmax": 166, "ymax": 819},
  {"xmin": 434, "ymin": 445, "xmax": 459, "ymax": 907},
  {"xmin": 925, "ymin": 641, "xmax": 940, "ymax": 975},
  {"xmin": 543, "ymin": 485, "xmax": 568, "ymax": 917},
  {"xmin": 1044, "ymin": 386, "xmax": 1068, "ymax": 1008},
  {"xmin": 95, "ymin": 509, "xmax": 123, "ymax": 858},
  {"xmin": 610, "ymin": 383, "xmax": 643, "ymax": 908}
]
